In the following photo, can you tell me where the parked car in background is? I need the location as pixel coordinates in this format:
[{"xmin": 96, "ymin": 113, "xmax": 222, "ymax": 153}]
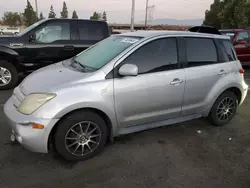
[
  {"xmin": 0, "ymin": 18, "xmax": 110, "ymax": 90},
  {"xmin": 4, "ymin": 31, "xmax": 248, "ymax": 161},
  {"xmin": 0, "ymin": 27, "xmax": 20, "ymax": 35},
  {"xmin": 220, "ymin": 29, "xmax": 250, "ymax": 66}
]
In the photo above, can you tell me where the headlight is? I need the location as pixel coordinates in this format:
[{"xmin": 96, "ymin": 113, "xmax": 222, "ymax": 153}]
[{"xmin": 18, "ymin": 93, "xmax": 56, "ymax": 115}]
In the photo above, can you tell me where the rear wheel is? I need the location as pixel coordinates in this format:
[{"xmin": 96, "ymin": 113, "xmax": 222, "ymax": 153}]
[
  {"xmin": 54, "ymin": 110, "xmax": 108, "ymax": 161},
  {"xmin": 0, "ymin": 60, "xmax": 18, "ymax": 90},
  {"xmin": 208, "ymin": 91, "xmax": 238, "ymax": 126}
]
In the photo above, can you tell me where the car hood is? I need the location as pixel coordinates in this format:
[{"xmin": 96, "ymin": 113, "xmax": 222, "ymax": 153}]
[
  {"xmin": 0, "ymin": 36, "xmax": 19, "ymax": 43},
  {"xmin": 19, "ymin": 60, "xmax": 92, "ymax": 95}
]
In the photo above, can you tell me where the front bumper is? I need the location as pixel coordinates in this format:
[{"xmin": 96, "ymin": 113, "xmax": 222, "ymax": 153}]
[{"xmin": 3, "ymin": 98, "xmax": 59, "ymax": 153}]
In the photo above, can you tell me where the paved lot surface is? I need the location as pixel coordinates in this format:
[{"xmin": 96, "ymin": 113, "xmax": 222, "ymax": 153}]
[{"xmin": 0, "ymin": 70, "xmax": 250, "ymax": 188}]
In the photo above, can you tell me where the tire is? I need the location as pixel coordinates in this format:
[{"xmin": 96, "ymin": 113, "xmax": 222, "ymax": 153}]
[
  {"xmin": 54, "ymin": 110, "xmax": 108, "ymax": 161},
  {"xmin": 0, "ymin": 60, "xmax": 19, "ymax": 90},
  {"xmin": 208, "ymin": 91, "xmax": 238, "ymax": 126}
]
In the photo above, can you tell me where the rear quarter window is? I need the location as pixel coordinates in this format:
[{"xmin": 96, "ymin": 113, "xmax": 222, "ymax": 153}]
[
  {"xmin": 185, "ymin": 37, "xmax": 218, "ymax": 67},
  {"xmin": 219, "ymin": 39, "xmax": 237, "ymax": 62}
]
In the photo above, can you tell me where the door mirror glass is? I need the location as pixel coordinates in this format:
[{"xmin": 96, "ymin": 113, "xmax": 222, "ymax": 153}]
[
  {"xmin": 29, "ymin": 34, "xmax": 36, "ymax": 43},
  {"xmin": 119, "ymin": 64, "xmax": 138, "ymax": 76}
]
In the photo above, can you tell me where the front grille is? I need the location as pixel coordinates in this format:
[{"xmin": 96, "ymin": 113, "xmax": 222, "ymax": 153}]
[{"xmin": 12, "ymin": 87, "xmax": 25, "ymax": 108}]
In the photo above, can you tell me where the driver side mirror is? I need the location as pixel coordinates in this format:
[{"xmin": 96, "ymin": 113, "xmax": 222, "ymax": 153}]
[
  {"xmin": 28, "ymin": 34, "xmax": 36, "ymax": 43},
  {"xmin": 234, "ymin": 39, "xmax": 247, "ymax": 45},
  {"xmin": 119, "ymin": 64, "xmax": 138, "ymax": 77}
]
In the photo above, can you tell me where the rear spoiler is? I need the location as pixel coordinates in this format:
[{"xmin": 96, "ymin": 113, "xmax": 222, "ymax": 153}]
[{"xmin": 188, "ymin": 26, "xmax": 222, "ymax": 35}]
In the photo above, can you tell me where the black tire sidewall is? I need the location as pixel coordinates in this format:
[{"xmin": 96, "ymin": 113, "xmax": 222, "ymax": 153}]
[
  {"xmin": 54, "ymin": 111, "xmax": 108, "ymax": 161},
  {"xmin": 0, "ymin": 60, "xmax": 18, "ymax": 90},
  {"xmin": 209, "ymin": 91, "xmax": 238, "ymax": 126}
]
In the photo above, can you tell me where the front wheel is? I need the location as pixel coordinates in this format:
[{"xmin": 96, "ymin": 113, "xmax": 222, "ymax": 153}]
[
  {"xmin": 54, "ymin": 110, "xmax": 108, "ymax": 161},
  {"xmin": 208, "ymin": 91, "xmax": 238, "ymax": 126},
  {"xmin": 0, "ymin": 60, "xmax": 19, "ymax": 90}
]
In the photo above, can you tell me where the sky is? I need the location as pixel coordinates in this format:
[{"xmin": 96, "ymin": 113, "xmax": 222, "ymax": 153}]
[{"xmin": 0, "ymin": 0, "xmax": 213, "ymax": 23}]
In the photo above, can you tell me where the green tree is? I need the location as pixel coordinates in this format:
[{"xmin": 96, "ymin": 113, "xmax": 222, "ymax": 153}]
[
  {"xmin": 23, "ymin": 0, "xmax": 37, "ymax": 26},
  {"xmin": 90, "ymin": 11, "xmax": 101, "ymax": 20},
  {"xmin": 203, "ymin": 0, "xmax": 222, "ymax": 28},
  {"xmin": 218, "ymin": 0, "xmax": 250, "ymax": 28},
  {"xmin": 72, "ymin": 10, "xmax": 78, "ymax": 19},
  {"xmin": 48, "ymin": 5, "xmax": 56, "ymax": 18},
  {"xmin": 39, "ymin": 12, "xmax": 44, "ymax": 20},
  {"xmin": 102, "ymin": 11, "xmax": 107, "ymax": 21},
  {"xmin": 60, "ymin": 1, "xmax": 68, "ymax": 18},
  {"xmin": 2, "ymin": 12, "xmax": 21, "ymax": 26}
]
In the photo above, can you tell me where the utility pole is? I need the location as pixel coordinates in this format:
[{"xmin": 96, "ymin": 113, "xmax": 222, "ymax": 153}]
[
  {"xmin": 145, "ymin": 0, "xmax": 149, "ymax": 30},
  {"xmin": 130, "ymin": 0, "xmax": 135, "ymax": 31},
  {"xmin": 35, "ymin": 0, "xmax": 39, "ymax": 19}
]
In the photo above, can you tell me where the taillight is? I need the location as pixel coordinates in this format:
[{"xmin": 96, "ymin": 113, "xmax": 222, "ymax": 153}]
[{"xmin": 239, "ymin": 68, "xmax": 245, "ymax": 74}]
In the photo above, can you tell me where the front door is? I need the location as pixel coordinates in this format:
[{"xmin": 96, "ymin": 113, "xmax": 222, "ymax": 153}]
[
  {"xmin": 21, "ymin": 21, "xmax": 73, "ymax": 70},
  {"xmin": 114, "ymin": 37, "xmax": 185, "ymax": 128},
  {"xmin": 234, "ymin": 31, "xmax": 250, "ymax": 64}
]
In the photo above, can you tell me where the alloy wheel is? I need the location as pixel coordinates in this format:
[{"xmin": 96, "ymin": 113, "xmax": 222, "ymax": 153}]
[
  {"xmin": 216, "ymin": 97, "xmax": 236, "ymax": 121},
  {"xmin": 64, "ymin": 121, "xmax": 102, "ymax": 156},
  {"xmin": 0, "ymin": 67, "xmax": 12, "ymax": 86}
]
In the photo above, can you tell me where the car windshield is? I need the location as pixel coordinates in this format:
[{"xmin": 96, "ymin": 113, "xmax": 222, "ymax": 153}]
[
  {"xmin": 17, "ymin": 19, "xmax": 46, "ymax": 36},
  {"xmin": 220, "ymin": 31, "xmax": 236, "ymax": 41},
  {"xmin": 74, "ymin": 36, "xmax": 142, "ymax": 70}
]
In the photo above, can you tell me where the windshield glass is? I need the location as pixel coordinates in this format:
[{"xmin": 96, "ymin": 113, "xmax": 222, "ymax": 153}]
[
  {"xmin": 17, "ymin": 19, "xmax": 46, "ymax": 36},
  {"xmin": 74, "ymin": 36, "xmax": 142, "ymax": 70},
  {"xmin": 220, "ymin": 31, "xmax": 236, "ymax": 41}
]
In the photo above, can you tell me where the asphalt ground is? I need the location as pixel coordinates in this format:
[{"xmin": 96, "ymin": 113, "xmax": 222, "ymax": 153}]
[{"xmin": 0, "ymin": 69, "xmax": 250, "ymax": 188}]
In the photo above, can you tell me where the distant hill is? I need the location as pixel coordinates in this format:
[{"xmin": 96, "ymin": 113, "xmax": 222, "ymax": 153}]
[{"xmin": 142, "ymin": 18, "xmax": 204, "ymax": 26}]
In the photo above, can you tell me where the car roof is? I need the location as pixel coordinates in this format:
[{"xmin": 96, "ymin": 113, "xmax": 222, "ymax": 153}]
[
  {"xmin": 119, "ymin": 30, "xmax": 230, "ymax": 40},
  {"xmin": 45, "ymin": 18, "xmax": 107, "ymax": 23},
  {"xmin": 219, "ymin": 29, "xmax": 250, "ymax": 32}
]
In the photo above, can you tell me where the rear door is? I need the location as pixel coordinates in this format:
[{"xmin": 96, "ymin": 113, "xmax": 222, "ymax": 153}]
[
  {"xmin": 181, "ymin": 37, "xmax": 231, "ymax": 116},
  {"xmin": 72, "ymin": 20, "xmax": 110, "ymax": 55},
  {"xmin": 234, "ymin": 31, "xmax": 250, "ymax": 64}
]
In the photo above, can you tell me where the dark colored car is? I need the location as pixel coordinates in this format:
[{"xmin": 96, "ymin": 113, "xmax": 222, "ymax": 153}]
[
  {"xmin": 220, "ymin": 29, "xmax": 250, "ymax": 66},
  {"xmin": 0, "ymin": 18, "xmax": 110, "ymax": 90}
]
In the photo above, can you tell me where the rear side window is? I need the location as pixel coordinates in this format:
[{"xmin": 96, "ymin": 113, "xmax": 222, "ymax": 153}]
[
  {"xmin": 185, "ymin": 37, "xmax": 218, "ymax": 67},
  {"xmin": 77, "ymin": 21, "xmax": 108, "ymax": 41},
  {"xmin": 220, "ymin": 40, "xmax": 237, "ymax": 61}
]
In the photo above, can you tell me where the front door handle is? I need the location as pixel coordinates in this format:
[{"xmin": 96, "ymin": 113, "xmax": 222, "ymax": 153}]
[
  {"xmin": 218, "ymin": 69, "xmax": 229, "ymax": 76},
  {"xmin": 170, "ymin": 78, "xmax": 183, "ymax": 86},
  {"xmin": 64, "ymin": 45, "xmax": 74, "ymax": 50}
]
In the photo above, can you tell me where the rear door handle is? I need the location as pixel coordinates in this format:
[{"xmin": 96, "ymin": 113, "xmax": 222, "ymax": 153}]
[
  {"xmin": 64, "ymin": 45, "xmax": 74, "ymax": 50},
  {"xmin": 170, "ymin": 78, "xmax": 184, "ymax": 86},
  {"xmin": 218, "ymin": 70, "xmax": 229, "ymax": 76}
]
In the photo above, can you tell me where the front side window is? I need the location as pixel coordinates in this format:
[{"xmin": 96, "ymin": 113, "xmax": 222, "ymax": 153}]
[
  {"xmin": 235, "ymin": 32, "xmax": 249, "ymax": 43},
  {"xmin": 35, "ymin": 22, "xmax": 70, "ymax": 43},
  {"xmin": 121, "ymin": 38, "xmax": 178, "ymax": 74},
  {"xmin": 186, "ymin": 37, "xmax": 218, "ymax": 67},
  {"xmin": 74, "ymin": 36, "xmax": 142, "ymax": 70}
]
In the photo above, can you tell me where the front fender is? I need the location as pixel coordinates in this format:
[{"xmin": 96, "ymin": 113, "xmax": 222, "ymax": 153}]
[
  {"xmin": 0, "ymin": 45, "xmax": 18, "ymax": 56},
  {"xmin": 33, "ymin": 80, "xmax": 118, "ymax": 135}
]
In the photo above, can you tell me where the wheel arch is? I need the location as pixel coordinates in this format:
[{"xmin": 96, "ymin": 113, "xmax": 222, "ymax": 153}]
[
  {"xmin": 204, "ymin": 85, "xmax": 242, "ymax": 117},
  {"xmin": 0, "ymin": 46, "xmax": 19, "ymax": 69},
  {"xmin": 47, "ymin": 107, "xmax": 114, "ymax": 152}
]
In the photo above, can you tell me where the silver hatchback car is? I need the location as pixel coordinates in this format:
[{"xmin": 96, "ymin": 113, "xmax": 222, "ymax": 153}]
[{"xmin": 4, "ymin": 31, "xmax": 249, "ymax": 161}]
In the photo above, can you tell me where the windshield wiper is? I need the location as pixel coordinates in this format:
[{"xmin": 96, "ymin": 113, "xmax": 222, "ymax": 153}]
[{"xmin": 72, "ymin": 58, "xmax": 97, "ymax": 72}]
